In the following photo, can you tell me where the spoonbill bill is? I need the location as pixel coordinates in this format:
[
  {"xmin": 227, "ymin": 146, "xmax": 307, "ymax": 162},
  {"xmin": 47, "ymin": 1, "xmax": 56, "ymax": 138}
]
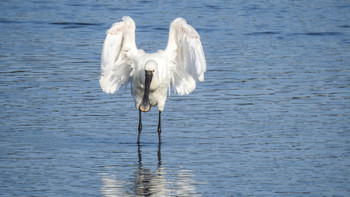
[{"xmin": 99, "ymin": 16, "xmax": 206, "ymax": 144}]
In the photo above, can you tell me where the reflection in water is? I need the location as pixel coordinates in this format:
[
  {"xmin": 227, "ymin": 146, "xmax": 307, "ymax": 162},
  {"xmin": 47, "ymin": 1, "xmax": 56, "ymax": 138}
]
[{"xmin": 100, "ymin": 145, "xmax": 198, "ymax": 196}]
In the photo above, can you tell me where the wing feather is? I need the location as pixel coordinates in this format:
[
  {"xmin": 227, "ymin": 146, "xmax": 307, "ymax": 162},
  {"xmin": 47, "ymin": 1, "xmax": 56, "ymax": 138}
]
[
  {"xmin": 99, "ymin": 16, "xmax": 137, "ymax": 94},
  {"xmin": 165, "ymin": 18, "xmax": 206, "ymax": 95}
]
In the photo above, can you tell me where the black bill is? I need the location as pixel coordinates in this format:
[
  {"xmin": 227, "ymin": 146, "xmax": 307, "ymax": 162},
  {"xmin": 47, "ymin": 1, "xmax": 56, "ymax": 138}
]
[{"xmin": 139, "ymin": 70, "xmax": 153, "ymax": 112}]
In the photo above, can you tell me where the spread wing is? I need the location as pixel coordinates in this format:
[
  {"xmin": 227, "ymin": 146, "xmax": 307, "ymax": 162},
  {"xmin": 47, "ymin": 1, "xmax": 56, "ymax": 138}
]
[
  {"xmin": 165, "ymin": 18, "xmax": 206, "ymax": 96},
  {"xmin": 99, "ymin": 16, "xmax": 138, "ymax": 94}
]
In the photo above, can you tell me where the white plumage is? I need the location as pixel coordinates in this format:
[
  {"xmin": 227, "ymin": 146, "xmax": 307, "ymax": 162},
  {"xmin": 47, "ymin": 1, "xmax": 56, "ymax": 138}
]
[{"xmin": 99, "ymin": 16, "xmax": 206, "ymax": 143}]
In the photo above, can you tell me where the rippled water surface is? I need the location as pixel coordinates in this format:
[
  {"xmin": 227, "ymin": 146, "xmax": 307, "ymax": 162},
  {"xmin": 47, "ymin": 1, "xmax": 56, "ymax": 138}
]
[{"xmin": 1, "ymin": 0, "xmax": 350, "ymax": 196}]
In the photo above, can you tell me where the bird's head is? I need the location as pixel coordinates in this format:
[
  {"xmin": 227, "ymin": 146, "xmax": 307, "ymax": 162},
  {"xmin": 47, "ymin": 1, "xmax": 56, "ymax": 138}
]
[
  {"xmin": 145, "ymin": 60, "xmax": 157, "ymax": 74},
  {"xmin": 144, "ymin": 60, "xmax": 158, "ymax": 84}
]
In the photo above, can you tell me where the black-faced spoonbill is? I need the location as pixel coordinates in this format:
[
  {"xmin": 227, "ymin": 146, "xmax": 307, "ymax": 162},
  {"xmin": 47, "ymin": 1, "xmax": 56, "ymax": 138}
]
[{"xmin": 99, "ymin": 16, "xmax": 206, "ymax": 144}]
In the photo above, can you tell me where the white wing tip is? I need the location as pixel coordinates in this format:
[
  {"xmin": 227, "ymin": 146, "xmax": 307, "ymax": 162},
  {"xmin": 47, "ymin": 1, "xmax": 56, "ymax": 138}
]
[
  {"xmin": 176, "ymin": 82, "xmax": 196, "ymax": 96},
  {"xmin": 106, "ymin": 16, "xmax": 135, "ymax": 35},
  {"xmin": 122, "ymin": 16, "xmax": 135, "ymax": 24},
  {"xmin": 99, "ymin": 76, "xmax": 117, "ymax": 94},
  {"xmin": 173, "ymin": 17, "xmax": 186, "ymax": 23},
  {"xmin": 198, "ymin": 74, "xmax": 205, "ymax": 82}
]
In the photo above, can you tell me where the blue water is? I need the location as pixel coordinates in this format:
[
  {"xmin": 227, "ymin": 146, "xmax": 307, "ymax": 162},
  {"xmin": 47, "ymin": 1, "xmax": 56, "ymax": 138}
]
[{"xmin": 1, "ymin": 0, "xmax": 350, "ymax": 196}]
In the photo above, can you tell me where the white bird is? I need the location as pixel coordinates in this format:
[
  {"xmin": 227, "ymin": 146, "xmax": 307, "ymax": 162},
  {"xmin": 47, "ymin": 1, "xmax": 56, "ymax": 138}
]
[{"xmin": 99, "ymin": 16, "xmax": 206, "ymax": 144}]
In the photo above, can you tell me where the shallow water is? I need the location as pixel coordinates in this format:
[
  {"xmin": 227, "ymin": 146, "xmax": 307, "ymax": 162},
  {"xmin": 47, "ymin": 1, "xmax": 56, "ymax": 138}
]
[{"xmin": 1, "ymin": 0, "xmax": 350, "ymax": 196}]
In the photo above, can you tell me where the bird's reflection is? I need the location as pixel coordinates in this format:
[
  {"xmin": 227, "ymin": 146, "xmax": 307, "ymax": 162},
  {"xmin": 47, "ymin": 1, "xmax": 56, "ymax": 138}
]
[
  {"xmin": 134, "ymin": 144, "xmax": 166, "ymax": 196},
  {"xmin": 100, "ymin": 144, "xmax": 198, "ymax": 196}
]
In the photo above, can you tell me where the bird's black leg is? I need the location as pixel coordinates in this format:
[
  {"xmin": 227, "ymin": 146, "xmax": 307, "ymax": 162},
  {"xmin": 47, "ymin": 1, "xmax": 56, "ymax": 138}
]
[
  {"xmin": 138, "ymin": 109, "xmax": 142, "ymax": 144},
  {"xmin": 158, "ymin": 111, "xmax": 162, "ymax": 144}
]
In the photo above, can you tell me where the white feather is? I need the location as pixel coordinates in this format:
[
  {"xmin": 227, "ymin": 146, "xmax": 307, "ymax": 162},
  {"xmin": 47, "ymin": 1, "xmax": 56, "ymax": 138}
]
[
  {"xmin": 99, "ymin": 16, "xmax": 137, "ymax": 94},
  {"xmin": 166, "ymin": 18, "xmax": 206, "ymax": 83},
  {"xmin": 99, "ymin": 16, "xmax": 206, "ymax": 111}
]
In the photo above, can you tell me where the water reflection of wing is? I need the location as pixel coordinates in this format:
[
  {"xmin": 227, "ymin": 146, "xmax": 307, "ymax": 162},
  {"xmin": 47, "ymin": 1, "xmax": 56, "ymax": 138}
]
[
  {"xmin": 100, "ymin": 173, "xmax": 130, "ymax": 197},
  {"xmin": 174, "ymin": 170, "xmax": 198, "ymax": 196},
  {"xmin": 149, "ymin": 168, "xmax": 199, "ymax": 196}
]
